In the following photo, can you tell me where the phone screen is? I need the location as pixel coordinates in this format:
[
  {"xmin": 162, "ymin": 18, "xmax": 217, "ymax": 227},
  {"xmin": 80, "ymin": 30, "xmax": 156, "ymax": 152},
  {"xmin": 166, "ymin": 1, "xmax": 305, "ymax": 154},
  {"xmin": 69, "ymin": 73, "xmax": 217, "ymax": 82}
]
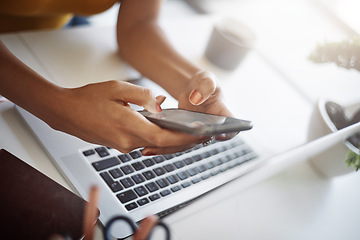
[{"xmin": 139, "ymin": 109, "xmax": 252, "ymax": 135}]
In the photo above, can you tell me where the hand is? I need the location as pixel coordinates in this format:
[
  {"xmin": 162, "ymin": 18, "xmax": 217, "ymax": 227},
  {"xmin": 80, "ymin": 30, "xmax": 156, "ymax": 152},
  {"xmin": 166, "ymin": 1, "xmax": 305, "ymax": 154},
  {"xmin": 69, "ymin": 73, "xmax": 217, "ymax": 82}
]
[
  {"xmin": 133, "ymin": 215, "xmax": 160, "ymax": 240},
  {"xmin": 178, "ymin": 71, "xmax": 237, "ymax": 141},
  {"xmin": 46, "ymin": 80, "xmax": 204, "ymax": 154}
]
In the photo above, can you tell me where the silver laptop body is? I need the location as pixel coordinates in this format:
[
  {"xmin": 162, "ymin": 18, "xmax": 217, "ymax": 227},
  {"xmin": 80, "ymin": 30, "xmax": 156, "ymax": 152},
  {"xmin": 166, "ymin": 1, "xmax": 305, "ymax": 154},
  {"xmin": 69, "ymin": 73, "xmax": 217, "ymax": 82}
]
[{"xmin": 16, "ymin": 106, "xmax": 265, "ymax": 238}]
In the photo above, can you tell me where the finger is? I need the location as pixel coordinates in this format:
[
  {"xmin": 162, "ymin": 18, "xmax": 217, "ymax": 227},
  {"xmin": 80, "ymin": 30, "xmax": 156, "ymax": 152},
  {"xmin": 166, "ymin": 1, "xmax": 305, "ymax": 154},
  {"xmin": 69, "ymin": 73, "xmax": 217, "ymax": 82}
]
[
  {"xmin": 156, "ymin": 95, "xmax": 166, "ymax": 105},
  {"xmin": 107, "ymin": 108, "xmax": 202, "ymax": 152},
  {"xmin": 215, "ymin": 132, "xmax": 238, "ymax": 141},
  {"xmin": 155, "ymin": 95, "xmax": 166, "ymax": 112},
  {"xmin": 48, "ymin": 234, "xmax": 66, "ymax": 240},
  {"xmin": 123, "ymin": 110, "xmax": 203, "ymax": 148},
  {"xmin": 115, "ymin": 81, "xmax": 161, "ymax": 113},
  {"xmin": 133, "ymin": 215, "xmax": 159, "ymax": 240},
  {"xmin": 189, "ymin": 71, "xmax": 217, "ymax": 105},
  {"xmin": 83, "ymin": 186, "xmax": 100, "ymax": 240},
  {"xmin": 142, "ymin": 142, "xmax": 203, "ymax": 156}
]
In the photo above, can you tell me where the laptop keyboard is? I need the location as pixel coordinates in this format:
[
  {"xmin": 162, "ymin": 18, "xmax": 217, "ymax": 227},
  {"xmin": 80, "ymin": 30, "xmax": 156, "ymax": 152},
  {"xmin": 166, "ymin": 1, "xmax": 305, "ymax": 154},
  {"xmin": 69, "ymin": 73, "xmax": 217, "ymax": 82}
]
[{"xmin": 82, "ymin": 137, "xmax": 257, "ymax": 212}]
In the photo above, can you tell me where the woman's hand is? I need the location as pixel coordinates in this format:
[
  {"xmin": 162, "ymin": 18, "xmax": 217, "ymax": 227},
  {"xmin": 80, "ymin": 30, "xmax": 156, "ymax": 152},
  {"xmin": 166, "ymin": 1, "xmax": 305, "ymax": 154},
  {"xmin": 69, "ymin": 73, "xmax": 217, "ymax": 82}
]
[
  {"xmin": 143, "ymin": 71, "xmax": 236, "ymax": 155},
  {"xmin": 178, "ymin": 71, "xmax": 236, "ymax": 140},
  {"xmin": 47, "ymin": 80, "xmax": 204, "ymax": 154}
]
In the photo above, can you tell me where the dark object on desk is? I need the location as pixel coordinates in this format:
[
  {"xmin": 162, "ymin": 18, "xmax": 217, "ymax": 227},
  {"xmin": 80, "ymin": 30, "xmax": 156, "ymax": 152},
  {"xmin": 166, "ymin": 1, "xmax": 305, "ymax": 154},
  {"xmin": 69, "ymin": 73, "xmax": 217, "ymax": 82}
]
[
  {"xmin": 326, "ymin": 101, "xmax": 360, "ymax": 148},
  {"xmin": 0, "ymin": 149, "xmax": 93, "ymax": 240}
]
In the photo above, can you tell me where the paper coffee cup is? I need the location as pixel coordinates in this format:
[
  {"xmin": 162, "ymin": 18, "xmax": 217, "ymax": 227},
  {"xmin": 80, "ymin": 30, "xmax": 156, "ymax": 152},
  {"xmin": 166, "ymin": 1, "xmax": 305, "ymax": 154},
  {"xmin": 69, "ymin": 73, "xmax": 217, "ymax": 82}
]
[{"xmin": 205, "ymin": 18, "xmax": 256, "ymax": 70}]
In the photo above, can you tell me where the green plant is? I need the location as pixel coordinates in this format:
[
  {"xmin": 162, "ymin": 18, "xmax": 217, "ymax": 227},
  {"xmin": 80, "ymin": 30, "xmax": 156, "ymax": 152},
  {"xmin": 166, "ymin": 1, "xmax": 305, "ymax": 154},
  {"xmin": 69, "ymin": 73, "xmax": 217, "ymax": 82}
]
[
  {"xmin": 345, "ymin": 146, "xmax": 360, "ymax": 171},
  {"xmin": 309, "ymin": 36, "xmax": 360, "ymax": 71},
  {"xmin": 310, "ymin": 36, "xmax": 360, "ymax": 171}
]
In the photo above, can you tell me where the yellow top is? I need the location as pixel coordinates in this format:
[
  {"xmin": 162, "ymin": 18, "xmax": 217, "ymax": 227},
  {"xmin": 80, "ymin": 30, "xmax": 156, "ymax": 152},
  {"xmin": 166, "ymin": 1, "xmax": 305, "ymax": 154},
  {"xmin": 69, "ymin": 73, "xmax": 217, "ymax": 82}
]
[{"xmin": 0, "ymin": 0, "xmax": 118, "ymax": 33}]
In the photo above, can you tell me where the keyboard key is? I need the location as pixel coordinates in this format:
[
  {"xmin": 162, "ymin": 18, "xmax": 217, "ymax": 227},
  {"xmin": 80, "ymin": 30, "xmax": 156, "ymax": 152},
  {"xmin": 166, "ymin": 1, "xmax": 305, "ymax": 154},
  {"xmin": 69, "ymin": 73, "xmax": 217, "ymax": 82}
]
[
  {"xmin": 187, "ymin": 167, "xmax": 198, "ymax": 176},
  {"xmin": 121, "ymin": 165, "xmax": 135, "ymax": 175},
  {"xmin": 181, "ymin": 182, "xmax": 191, "ymax": 188},
  {"xmin": 220, "ymin": 166, "xmax": 229, "ymax": 172},
  {"xmin": 234, "ymin": 152, "xmax": 243, "ymax": 158},
  {"xmin": 171, "ymin": 185, "xmax": 182, "ymax": 192},
  {"xmin": 118, "ymin": 154, "xmax": 132, "ymax": 163},
  {"xmin": 120, "ymin": 177, "xmax": 135, "ymax": 188},
  {"xmin": 125, "ymin": 202, "xmax": 138, "ymax": 211},
  {"xmin": 205, "ymin": 162, "xmax": 215, "ymax": 169},
  {"xmin": 92, "ymin": 157, "xmax": 120, "ymax": 171},
  {"xmin": 218, "ymin": 146, "xmax": 228, "ymax": 152},
  {"xmin": 163, "ymin": 164, "xmax": 175, "ymax": 172},
  {"xmin": 173, "ymin": 160, "xmax": 185, "ymax": 169},
  {"xmin": 153, "ymin": 167, "xmax": 166, "ymax": 176},
  {"xmin": 211, "ymin": 169, "xmax": 220, "ymax": 176},
  {"xmin": 166, "ymin": 175, "xmax": 179, "ymax": 184},
  {"xmin": 229, "ymin": 161, "xmax": 236, "ymax": 168},
  {"xmin": 129, "ymin": 150, "xmax": 142, "ymax": 159},
  {"xmin": 213, "ymin": 159, "xmax": 223, "ymax": 166},
  {"xmin": 143, "ymin": 170, "xmax": 156, "ymax": 180},
  {"xmin": 134, "ymin": 186, "xmax": 149, "ymax": 197},
  {"xmin": 191, "ymin": 178, "xmax": 201, "ymax": 184},
  {"xmin": 200, "ymin": 152, "xmax": 211, "ymax": 158},
  {"xmin": 201, "ymin": 174, "xmax": 211, "ymax": 180},
  {"xmin": 100, "ymin": 172, "xmax": 123, "ymax": 192},
  {"xmin": 232, "ymin": 140, "xmax": 243, "ymax": 147},
  {"xmin": 137, "ymin": 198, "xmax": 150, "ymax": 206},
  {"xmin": 175, "ymin": 152, "xmax": 184, "ymax": 157},
  {"xmin": 145, "ymin": 182, "xmax": 159, "ymax": 192},
  {"xmin": 184, "ymin": 158, "xmax": 195, "ymax": 165},
  {"xmin": 132, "ymin": 174, "xmax": 145, "ymax": 184},
  {"xmin": 177, "ymin": 171, "xmax": 189, "ymax": 180},
  {"xmin": 152, "ymin": 156, "xmax": 165, "ymax": 163},
  {"xmin": 132, "ymin": 162, "xmax": 145, "ymax": 171},
  {"xmin": 109, "ymin": 168, "xmax": 124, "ymax": 179},
  {"xmin": 160, "ymin": 189, "xmax": 171, "ymax": 197},
  {"xmin": 209, "ymin": 149, "xmax": 219, "ymax": 155},
  {"xmin": 163, "ymin": 154, "xmax": 175, "ymax": 160},
  {"xmin": 95, "ymin": 147, "xmax": 110, "ymax": 157},
  {"xmin": 156, "ymin": 178, "xmax": 169, "ymax": 188},
  {"xmin": 149, "ymin": 193, "xmax": 161, "ymax": 201},
  {"xmin": 142, "ymin": 158, "xmax": 155, "ymax": 167},
  {"xmin": 117, "ymin": 190, "xmax": 137, "ymax": 203},
  {"xmin": 197, "ymin": 164, "xmax": 207, "ymax": 173},
  {"xmin": 83, "ymin": 149, "xmax": 95, "ymax": 156},
  {"xmin": 192, "ymin": 154, "xmax": 202, "ymax": 162}
]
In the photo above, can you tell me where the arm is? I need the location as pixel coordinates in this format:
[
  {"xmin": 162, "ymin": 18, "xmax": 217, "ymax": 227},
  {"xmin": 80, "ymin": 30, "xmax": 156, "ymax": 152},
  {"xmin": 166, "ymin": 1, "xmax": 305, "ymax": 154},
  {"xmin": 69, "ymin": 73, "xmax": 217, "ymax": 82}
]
[
  {"xmin": 117, "ymin": 0, "xmax": 199, "ymax": 101},
  {"xmin": 117, "ymin": 0, "xmax": 232, "ymax": 113},
  {"xmin": 0, "ymin": 40, "xmax": 203, "ymax": 154},
  {"xmin": 117, "ymin": 0, "xmax": 234, "ymax": 154},
  {"xmin": 0, "ymin": 41, "xmax": 64, "ymax": 124}
]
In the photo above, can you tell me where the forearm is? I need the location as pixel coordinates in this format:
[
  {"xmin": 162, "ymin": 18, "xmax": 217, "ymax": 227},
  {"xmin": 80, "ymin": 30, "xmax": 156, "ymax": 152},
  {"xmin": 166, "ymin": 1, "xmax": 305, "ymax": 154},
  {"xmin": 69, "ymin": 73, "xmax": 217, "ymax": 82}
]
[
  {"xmin": 0, "ymin": 41, "xmax": 64, "ymax": 122},
  {"xmin": 117, "ymin": 0, "xmax": 201, "ymax": 100}
]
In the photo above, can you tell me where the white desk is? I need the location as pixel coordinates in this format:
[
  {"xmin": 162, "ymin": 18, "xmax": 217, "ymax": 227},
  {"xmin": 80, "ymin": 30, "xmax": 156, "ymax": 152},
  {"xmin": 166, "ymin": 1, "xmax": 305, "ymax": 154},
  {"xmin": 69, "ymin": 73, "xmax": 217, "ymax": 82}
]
[{"xmin": 1, "ymin": 2, "xmax": 360, "ymax": 239}]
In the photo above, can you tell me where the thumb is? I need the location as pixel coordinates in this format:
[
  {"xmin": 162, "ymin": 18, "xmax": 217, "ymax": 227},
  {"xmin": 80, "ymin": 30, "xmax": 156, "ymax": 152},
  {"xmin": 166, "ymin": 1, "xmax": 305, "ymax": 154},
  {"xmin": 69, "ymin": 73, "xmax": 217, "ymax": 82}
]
[
  {"xmin": 119, "ymin": 82, "xmax": 164, "ymax": 113},
  {"xmin": 189, "ymin": 71, "xmax": 217, "ymax": 105}
]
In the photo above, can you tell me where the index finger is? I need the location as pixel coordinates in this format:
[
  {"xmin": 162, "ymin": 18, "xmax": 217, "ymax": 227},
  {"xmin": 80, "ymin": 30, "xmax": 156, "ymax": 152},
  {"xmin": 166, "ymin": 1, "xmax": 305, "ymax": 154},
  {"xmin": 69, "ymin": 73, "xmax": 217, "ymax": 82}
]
[
  {"xmin": 133, "ymin": 215, "xmax": 159, "ymax": 240},
  {"xmin": 124, "ymin": 109, "xmax": 204, "ymax": 148}
]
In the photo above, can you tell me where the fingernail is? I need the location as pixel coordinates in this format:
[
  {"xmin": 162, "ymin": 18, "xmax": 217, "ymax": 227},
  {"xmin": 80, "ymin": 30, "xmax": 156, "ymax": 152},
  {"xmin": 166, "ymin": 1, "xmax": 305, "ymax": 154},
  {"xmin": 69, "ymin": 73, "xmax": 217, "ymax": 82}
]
[
  {"xmin": 156, "ymin": 95, "xmax": 166, "ymax": 105},
  {"xmin": 156, "ymin": 104, "xmax": 162, "ymax": 112},
  {"xmin": 189, "ymin": 90, "xmax": 203, "ymax": 105}
]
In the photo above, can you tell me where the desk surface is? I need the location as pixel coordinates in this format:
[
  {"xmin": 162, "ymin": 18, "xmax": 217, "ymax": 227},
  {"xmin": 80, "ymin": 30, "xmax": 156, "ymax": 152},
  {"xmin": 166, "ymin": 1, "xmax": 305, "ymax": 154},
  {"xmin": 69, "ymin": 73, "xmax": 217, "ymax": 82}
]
[{"xmin": 1, "ymin": 1, "xmax": 360, "ymax": 239}]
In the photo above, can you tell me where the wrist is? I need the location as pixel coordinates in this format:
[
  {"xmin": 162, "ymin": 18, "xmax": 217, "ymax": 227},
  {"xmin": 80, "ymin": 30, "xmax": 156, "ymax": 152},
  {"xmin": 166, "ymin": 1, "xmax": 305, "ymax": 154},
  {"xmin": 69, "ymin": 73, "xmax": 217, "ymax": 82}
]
[{"xmin": 32, "ymin": 84, "xmax": 69, "ymax": 129}]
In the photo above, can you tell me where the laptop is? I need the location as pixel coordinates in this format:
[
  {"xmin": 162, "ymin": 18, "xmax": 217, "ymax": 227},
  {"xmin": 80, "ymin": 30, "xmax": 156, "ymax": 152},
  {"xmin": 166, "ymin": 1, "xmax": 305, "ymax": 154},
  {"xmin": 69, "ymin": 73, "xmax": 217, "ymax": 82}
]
[
  {"xmin": 15, "ymin": 105, "xmax": 266, "ymax": 239},
  {"xmin": 15, "ymin": 103, "xmax": 360, "ymax": 239},
  {"xmin": 10, "ymin": 25, "xmax": 360, "ymax": 239}
]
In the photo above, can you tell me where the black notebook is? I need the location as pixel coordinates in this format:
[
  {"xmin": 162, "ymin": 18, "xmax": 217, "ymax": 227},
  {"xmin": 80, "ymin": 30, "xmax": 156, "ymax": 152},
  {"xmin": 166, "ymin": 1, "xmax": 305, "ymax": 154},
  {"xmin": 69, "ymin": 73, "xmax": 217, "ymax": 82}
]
[{"xmin": 0, "ymin": 149, "xmax": 95, "ymax": 240}]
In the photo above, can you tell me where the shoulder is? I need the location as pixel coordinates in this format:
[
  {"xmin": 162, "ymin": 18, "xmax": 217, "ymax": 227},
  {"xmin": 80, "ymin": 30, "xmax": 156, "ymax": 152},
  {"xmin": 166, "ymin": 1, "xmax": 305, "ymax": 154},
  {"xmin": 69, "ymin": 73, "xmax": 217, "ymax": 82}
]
[{"xmin": 0, "ymin": 0, "xmax": 118, "ymax": 16}]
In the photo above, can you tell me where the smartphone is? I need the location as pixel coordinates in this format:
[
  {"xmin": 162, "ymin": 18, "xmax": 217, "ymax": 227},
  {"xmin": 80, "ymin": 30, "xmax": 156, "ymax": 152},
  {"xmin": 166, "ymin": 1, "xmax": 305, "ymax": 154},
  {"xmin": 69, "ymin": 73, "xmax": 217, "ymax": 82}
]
[{"xmin": 139, "ymin": 108, "xmax": 252, "ymax": 136}]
